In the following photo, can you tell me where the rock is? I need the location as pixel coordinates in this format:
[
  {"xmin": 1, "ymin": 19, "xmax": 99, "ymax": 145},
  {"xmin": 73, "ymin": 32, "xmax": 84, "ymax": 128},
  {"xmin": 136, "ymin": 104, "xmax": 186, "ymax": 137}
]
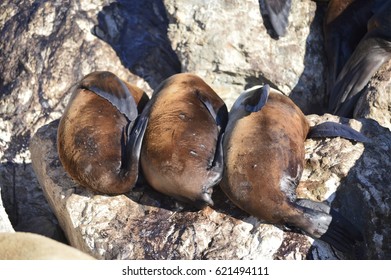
[
  {"xmin": 0, "ymin": 189, "xmax": 14, "ymax": 232},
  {"xmin": 354, "ymin": 60, "xmax": 391, "ymax": 131},
  {"xmin": 30, "ymin": 115, "xmax": 391, "ymax": 260},
  {"xmin": 163, "ymin": 0, "xmax": 328, "ymax": 112}
]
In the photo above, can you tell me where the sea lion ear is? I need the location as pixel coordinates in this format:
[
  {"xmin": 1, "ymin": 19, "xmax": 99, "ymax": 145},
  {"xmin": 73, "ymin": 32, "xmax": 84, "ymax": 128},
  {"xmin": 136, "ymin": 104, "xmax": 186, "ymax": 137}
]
[
  {"xmin": 242, "ymin": 84, "xmax": 270, "ymax": 113},
  {"xmin": 79, "ymin": 71, "xmax": 138, "ymax": 122}
]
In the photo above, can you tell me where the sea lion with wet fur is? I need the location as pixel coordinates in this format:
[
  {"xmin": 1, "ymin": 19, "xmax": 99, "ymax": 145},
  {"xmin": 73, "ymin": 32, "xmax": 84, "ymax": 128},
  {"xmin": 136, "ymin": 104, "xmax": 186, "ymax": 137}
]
[
  {"xmin": 221, "ymin": 85, "xmax": 365, "ymax": 253},
  {"xmin": 140, "ymin": 73, "xmax": 228, "ymax": 208},
  {"xmin": 57, "ymin": 71, "xmax": 149, "ymax": 194}
]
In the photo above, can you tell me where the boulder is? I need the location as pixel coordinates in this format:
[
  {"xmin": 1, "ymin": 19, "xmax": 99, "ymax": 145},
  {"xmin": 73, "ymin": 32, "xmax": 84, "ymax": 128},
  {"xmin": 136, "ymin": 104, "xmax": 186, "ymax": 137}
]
[{"xmin": 30, "ymin": 114, "xmax": 391, "ymax": 259}]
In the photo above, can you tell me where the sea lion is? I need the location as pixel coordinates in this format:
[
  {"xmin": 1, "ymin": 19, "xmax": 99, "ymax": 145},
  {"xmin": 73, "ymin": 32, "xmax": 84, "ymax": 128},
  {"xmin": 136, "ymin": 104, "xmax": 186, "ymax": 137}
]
[
  {"xmin": 57, "ymin": 71, "xmax": 149, "ymax": 194},
  {"xmin": 140, "ymin": 73, "xmax": 228, "ymax": 208},
  {"xmin": 221, "ymin": 85, "xmax": 364, "ymax": 253},
  {"xmin": 325, "ymin": 0, "xmax": 391, "ymax": 116},
  {"xmin": 0, "ymin": 232, "xmax": 95, "ymax": 260}
]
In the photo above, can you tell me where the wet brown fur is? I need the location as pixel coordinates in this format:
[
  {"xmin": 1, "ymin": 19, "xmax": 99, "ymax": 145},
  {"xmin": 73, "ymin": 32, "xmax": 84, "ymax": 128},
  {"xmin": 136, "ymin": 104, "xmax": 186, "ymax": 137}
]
[
  {"xmin": 221, "ymin": 89, "xmax": 310, "ymax": 225},
  {"xmin": 57, "ymin": 73, "xmax": 148, "ymax": 194},
  {"xmin": 141, "ymin": 73, "xmax": 226, "ymax": 206}
]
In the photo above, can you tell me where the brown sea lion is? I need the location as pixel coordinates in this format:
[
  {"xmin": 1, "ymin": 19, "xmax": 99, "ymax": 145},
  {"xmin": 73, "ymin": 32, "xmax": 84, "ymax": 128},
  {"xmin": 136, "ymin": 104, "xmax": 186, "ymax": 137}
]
[
  {"xmin": 57, "ymin": 71, "xmax": 149, "ymax": 194},
  {"xmin": 325, "ymin": 0, "xmax": 391, "ymax": 116},
  {"xmin": 221, "ymin": 85, "xmax": 364, "ymax": 253},
  {"xmin": 139, "ymin": 73, "xmax": 228, "ymax": 208},
  {"xmin": 0, "ymin": 232, "xmax": 95, "ymax": 260}
]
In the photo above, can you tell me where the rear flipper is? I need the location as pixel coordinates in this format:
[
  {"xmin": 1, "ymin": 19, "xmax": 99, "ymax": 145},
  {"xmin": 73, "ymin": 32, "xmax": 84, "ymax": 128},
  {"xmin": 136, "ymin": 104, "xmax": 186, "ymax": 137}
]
[
  {"xmin": 294, "ymin": 199, "xmax": 363, "ymax": 254},
  {"xmin": 79, "ymin": 71, "xmax": 138, "ymax": 122},
  {"xmin": 308, "ymin": 121, "xmax": 370, "ymax": 143}
]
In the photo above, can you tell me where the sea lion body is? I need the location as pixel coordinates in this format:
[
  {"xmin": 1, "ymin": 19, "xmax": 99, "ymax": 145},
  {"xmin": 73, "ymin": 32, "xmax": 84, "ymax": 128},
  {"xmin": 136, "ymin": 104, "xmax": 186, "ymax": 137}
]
[
  {"xmin": 221, "ymin": 85, "xmax": 363, "ymax": 253},
  {"xmin": 0, "ymin": 232, "xmax": 95, "ymax": 260},
  {"xmin": 140, "ymin": 73, "xmax": 228, "ymax": 208},
  {"xmin": 222, "ymin": 86, "xmax": 309, "ymax": 224},
  {"xmin": 57, "ymin": 71, "xmax": 149, "ymax": 194}
]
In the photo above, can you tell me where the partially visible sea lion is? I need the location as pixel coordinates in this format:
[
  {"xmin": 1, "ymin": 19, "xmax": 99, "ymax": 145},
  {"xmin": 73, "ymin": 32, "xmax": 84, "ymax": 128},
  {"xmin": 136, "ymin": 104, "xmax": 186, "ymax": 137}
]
[
  {"xmin": 0, "ymin": 232, "xmax": 95, "ymax": 260},
  {"xmin": 140, "ymin": 73, "xmax": 228, "ymax": 208},
  {"xmin": 325, "ymin": 0, "xmax": 391, "ymax": 116},
  {"xmin": 221, "ymin": 85, "xmax": 365, "ymax": 253},
  {"xmin": 57, "ymin": 71, "xmax": 149, "ymax": 194}
]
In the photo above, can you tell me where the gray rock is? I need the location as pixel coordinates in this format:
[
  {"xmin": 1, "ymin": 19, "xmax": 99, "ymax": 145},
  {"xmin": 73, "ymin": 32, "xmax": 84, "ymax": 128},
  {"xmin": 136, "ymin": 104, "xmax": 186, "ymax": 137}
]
[
  {"xmin": 164, "ymin": 0, "xmax": 328, "ymax": 112},
  {"xmin": 30, "ymin": 114, "xmax": 391, "ymax": 260},
  {"xmin": 354, "ymin": 60, "xmax": 391, "ymax": 131}
]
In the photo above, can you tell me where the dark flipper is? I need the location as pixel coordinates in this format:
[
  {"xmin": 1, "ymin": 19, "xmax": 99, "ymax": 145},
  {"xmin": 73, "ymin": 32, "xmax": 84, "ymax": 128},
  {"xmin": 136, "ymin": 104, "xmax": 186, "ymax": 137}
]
[
  {"xmin": 329, "ymin": 1, "xmax": 391, "ymax": 117},
  {"xmin": 120, "ymin": 112, "xmax": 149, "ymax": 179},
  {"xmin": 242, "ymin": 84, "xmax": 270, "ymax": 113},
  {"xmin": 264, "ymin": 0, "xmax": 292, "ymax": 37},
  {"xmin": 294, "ymin": 199, "xmax": 363, "ymax": 254},
  {"xmin": 196, "ymin": 93, "xmax": 229, "ymax": 206},
  {"xmin": 308, "ymin": 121, "xmax": 370, "ymax": 143},
  {"xmin": 79, "ymin": 71, "xmax": 138, "ymax": 122},
  {"xmin": 329, "ymin": 38, "xmax": 391, "ymax": 117}
]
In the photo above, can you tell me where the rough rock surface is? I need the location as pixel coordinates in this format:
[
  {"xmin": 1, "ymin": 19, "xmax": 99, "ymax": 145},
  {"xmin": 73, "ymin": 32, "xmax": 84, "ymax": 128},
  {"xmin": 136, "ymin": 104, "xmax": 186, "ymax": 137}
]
[
  {"xmin": 354, "ymin": 60, "xmax": 391, "ymax": 131},
  {"xmin": 30, "ymin": 114, "xmax": 391, "ymax": 260},
  {"xmin": 163, "ymin": 0, "xmax": 327, "ymax": 112},
  {"xmin": 1, "ymin": 0, "xmax": 391, "ymax": 260}
]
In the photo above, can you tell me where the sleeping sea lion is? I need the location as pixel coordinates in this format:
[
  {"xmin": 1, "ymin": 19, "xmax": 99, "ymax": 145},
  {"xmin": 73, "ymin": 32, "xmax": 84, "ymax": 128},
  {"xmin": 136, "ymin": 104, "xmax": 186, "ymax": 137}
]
[
  {"xmin": 221, "ymin": 85, "xmax": 365, "ymax": 253},
  {"xmin": 139, "ymin": 73, "xmax": 228, "ymax": 208},
  {"xmin": 57, "ymin": 71, "xmax": 149, "ymax": 194}
]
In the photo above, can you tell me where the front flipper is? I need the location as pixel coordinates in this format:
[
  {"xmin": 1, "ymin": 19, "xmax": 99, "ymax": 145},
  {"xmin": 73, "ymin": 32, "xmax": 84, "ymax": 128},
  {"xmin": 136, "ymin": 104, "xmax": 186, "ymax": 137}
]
[
  {"xmin": 79, "ymin": 71, "xmax": 138, "ymax": 122},
  {"xmin": 264, "ymin": 0, "xmax": 292, "ymax": 37},
  {"xmin": 120, "ymin": 112, "xmax": 149, "ymax": 179},
  {"xmin": 242, "ymin": 84, "xmax": 270, "ymax": 113},
  {"xmin": 308, "ymin": 121, "xmax": 370, "ymax": 143},
  {"xmin": 329, "ymin": 37, "xmax": 391, "ymax": 117},
  {"xmin": 196, "ymin": 93, "xmax": 229, "ymax": 206}
]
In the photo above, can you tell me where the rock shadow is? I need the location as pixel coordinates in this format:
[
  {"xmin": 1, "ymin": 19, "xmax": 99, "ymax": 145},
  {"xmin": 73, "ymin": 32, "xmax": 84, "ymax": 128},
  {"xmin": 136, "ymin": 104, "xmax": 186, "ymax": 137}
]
[
  {"xmin": 92, "ymin": 0, "xmax": 181, "ymax": 89},
  {"xmin": 288, "ymin": 2, "xmax": 328, "ymax": 115},
  {"xmin": 0, "ymin": 160, "xmax": 66, "ymax": 243}
]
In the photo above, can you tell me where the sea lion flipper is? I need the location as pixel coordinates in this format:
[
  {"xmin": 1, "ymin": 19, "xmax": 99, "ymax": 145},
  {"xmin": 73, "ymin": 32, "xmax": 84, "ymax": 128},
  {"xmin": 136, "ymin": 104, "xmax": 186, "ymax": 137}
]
[
  {"xmin": 196, "ymin": 92, "xmax": 228, "ymax": 132},
  {"xmin": 126, "ymin": 114, "xmax": 149, "ymax": 166},
  {"xmin": 308, "ymin": 121, "xmax": 370, "ymax": 143},
  {"xmin": 295, "ymin": 200, "xmax": 363, "ymax": 253},
  {"xmin": 329, "ymin": 37, "xmax": 391, "ymax": 117},
  {"xmin": 79, "ymin": 71, "xmax": 138, "ymax": 122},
  {"xmin": 242, "ymin": 84, "xmax": 270, "ymax": 113},
  {"xmin": 264, "ymin": 0, "xmax": 292, "ymax": 37}
]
